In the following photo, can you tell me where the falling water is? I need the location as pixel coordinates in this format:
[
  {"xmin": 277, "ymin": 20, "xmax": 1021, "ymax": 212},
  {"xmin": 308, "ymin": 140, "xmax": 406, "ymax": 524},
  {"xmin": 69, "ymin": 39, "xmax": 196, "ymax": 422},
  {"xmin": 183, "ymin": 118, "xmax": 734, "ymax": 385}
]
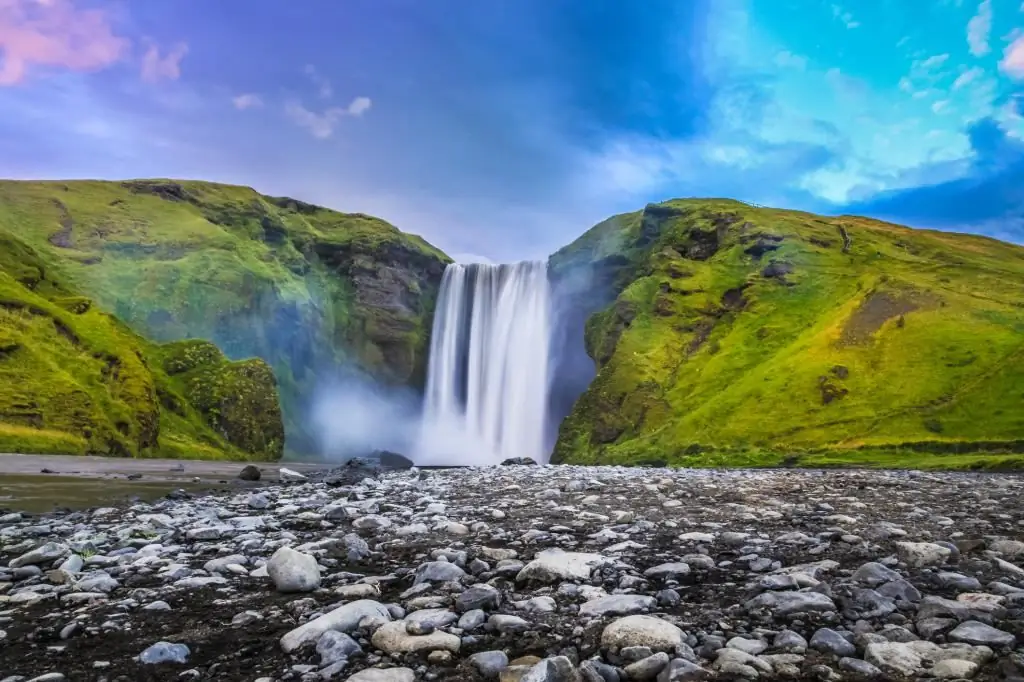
[{"xmin": 416, "ymin": 261, "xmax": 552, "ymax": 466}]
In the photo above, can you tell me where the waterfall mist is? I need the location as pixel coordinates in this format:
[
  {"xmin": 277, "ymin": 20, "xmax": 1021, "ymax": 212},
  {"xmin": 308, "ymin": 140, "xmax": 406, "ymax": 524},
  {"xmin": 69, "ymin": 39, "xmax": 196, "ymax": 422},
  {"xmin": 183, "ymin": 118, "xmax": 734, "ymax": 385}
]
[
  {"xmin": 308, "ymin": 369, "xmax": 421, "ymax": 460},
  {"xmin": 416, "ymin": 261, "xmax": 552, "ymax": 466}
]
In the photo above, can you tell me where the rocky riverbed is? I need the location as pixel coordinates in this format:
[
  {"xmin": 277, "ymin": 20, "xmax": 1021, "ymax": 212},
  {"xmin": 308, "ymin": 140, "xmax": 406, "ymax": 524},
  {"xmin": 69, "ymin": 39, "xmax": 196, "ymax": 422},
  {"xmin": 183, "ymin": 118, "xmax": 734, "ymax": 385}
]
[{"xmin": 2, "ymin": 464, "xmax": 1024, "ymax": 681}]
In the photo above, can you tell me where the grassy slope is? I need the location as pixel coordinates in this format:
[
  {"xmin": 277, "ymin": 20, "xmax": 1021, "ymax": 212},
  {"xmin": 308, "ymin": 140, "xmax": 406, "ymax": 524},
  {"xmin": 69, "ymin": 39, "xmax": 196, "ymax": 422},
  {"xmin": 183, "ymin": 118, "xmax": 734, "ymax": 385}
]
[
  {"xmin": 550, "ymin": 199, "xmax": 1024, "ymax": 470},
  {"xmin": 0, "ymin": 179, "xmax": 450, "ymax": 454},
  {"xmin": 0, "ymin": 229, "xmax": 283, "ymax": 460}
]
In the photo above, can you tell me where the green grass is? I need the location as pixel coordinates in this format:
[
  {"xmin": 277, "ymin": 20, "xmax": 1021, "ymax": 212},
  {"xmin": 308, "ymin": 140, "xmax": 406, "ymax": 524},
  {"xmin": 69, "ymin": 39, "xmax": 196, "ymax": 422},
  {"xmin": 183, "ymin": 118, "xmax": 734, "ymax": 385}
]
[
  {"xmin": 550, "ymin": 199, "xmax": 1024, "ymax": 469},
  {"xmin": 0, "ymin": 179, "xmax": 450, "ymax": 453},
  {"xmin": 0, "ymin": 227, "xmax": 283, "ymax": 460}
]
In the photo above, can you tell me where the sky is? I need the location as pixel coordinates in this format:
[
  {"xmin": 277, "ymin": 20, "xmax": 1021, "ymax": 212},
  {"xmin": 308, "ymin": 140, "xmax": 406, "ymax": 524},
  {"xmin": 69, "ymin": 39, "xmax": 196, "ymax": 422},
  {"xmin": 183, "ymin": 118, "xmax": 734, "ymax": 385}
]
[{"xmin": 2, "ymin": 0, "xmax": 1024, "ymax": 260}]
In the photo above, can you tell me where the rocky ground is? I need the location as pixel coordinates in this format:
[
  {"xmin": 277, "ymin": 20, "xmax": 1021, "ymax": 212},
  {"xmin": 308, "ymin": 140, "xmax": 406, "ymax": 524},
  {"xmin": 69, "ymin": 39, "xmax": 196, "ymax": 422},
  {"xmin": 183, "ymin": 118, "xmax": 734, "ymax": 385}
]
[{"xmin": 2, "ymin": 463, "xmax": 1024, "ymax": 682}]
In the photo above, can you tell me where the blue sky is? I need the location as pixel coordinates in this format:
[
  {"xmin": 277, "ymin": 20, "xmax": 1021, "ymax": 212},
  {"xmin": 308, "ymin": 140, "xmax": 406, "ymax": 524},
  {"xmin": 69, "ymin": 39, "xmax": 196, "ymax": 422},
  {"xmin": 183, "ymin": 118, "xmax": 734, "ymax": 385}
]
[{"xmin": 1, "ymin": 0, "xmax": 1024, "ymax": 259}]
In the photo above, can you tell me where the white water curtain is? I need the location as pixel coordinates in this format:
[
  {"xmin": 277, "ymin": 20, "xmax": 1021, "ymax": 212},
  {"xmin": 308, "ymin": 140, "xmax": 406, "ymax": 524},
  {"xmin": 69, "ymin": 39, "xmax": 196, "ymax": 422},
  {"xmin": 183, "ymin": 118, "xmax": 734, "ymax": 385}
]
[{"xmin": 417, "ymin": 261, "xmax": 552, "ymax": 466}]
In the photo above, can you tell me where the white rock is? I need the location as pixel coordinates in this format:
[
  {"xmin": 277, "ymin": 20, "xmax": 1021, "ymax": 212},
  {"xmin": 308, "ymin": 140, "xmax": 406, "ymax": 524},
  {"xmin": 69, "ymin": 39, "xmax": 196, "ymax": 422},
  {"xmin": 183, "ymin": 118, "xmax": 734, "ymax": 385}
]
[
  {"xmin": 864, "ymin": 641, "xmax": 940, "ymax": 678},
  {"xmin": 516, "ymin": 548, "xmax": 609, "ymax": 583},
  {"xmin": 895, "ymin": 542, "xmax": 952, "ymax": 568},
  {"xmin": 344, "ymin": 669, "xmax": 415, "ymax": 682},
  {"xmin": 10, "ymin": 542, "xmax": 69, "ymax": 568},
  {"xmin": 279, "ymin": 600, "xmax": 391, "ymax": 653},
  {"xmin": 601, "ymin": 615, "xmax": 684, "ymax": 652},
  {"xmin": 932, "ymin": 658, "xmax": 980, "ymax": 679},
  {"xmin": 396, "ymin": 523, "xmax": 428, "ymax": 537},
  {"xmin": 335, "ymin": 583, "xmax": 381, "ymax": 599},
  {"xmin": 579, "ymin": 594, "xmax": 656, "ymax": 618},
  {"xmin": 279, "ymin": 467, "xmax": 307, "ymax": 481},
  {"xmin": 267, "ymin": 547, "xmax": 320, "ymax": 593},
  {"xmin": 370, "ymin": 620, "xmax": 461, "ymax": 654}
]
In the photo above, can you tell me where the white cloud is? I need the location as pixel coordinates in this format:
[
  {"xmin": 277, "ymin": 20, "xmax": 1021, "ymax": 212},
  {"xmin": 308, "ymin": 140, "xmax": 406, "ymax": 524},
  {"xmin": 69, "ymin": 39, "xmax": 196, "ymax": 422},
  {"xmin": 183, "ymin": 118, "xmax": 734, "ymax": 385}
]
[
  {"xmin": 347, "ymin": 96, "xmax": 372, "ymax": 117},
  {"xmin": 774, "ymin": 50, "xmax": 807, "ymax": 70},
  {"xmin": 285, "ymin": 102, "xmax": 346, "ymax": 139},
  {"xmin": 915, "ymin": 54, "xmax": 950, "ymax": 71},
  {"xmin": 831, "ymin": 4, "xmax": 860, "ymax": 28},
  {"xmin": 967, "ymin": 0, "xmax": 992, "ymax": 57},
  {"xmin": 1001, "ymin": 35, "xmax": 1024, "ymax": 79},
  {"xmin": 900, "ymin": 54, "xmax": 952, "ymax": 98},
  {"xmin": 285, "ymin": 96, "xmax": 372, "ymax": 139},
  {"xmin": 140, "ymin": 41, "xmax": 188, "ymax": 83},
  {"xmin": 952, "ymin": 66, "xmax": 984, "ymax": 89},
  {"xmin": 304, "ymin": 64, "xmax": 333, "ymax": 99},
  {"xmin": 931, "ymin": 99, "xmax": 950, "ymax": 113},
  {"xmin": 232, "ymin": 93, "xmax": 262, "ymax": 110}
]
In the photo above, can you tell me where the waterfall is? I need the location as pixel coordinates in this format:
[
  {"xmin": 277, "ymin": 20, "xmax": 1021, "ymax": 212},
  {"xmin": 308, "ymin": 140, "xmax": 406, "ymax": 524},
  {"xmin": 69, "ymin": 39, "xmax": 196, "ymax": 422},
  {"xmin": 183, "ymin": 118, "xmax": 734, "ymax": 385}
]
[{"xmin": 416, "ymin": 261, "xmax": 552, "ymax": 466}]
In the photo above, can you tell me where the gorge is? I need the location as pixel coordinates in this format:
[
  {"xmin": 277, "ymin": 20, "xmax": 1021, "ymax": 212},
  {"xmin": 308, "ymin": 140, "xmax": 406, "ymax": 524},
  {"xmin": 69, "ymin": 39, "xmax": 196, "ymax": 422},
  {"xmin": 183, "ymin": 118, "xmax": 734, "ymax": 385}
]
[{"xmin": 3, "ymin": 180, "xmax": 1024, "ymax": 470}]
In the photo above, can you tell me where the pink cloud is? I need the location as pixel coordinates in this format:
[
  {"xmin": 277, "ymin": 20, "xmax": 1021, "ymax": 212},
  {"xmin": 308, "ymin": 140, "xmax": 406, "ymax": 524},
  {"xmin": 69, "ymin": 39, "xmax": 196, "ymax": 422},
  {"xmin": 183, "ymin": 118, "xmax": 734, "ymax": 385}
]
[
  {"xmin": 140, "ymin": 39, "xmax": 187, "ymax": 83},
  {"xmin": 1003, "ymin": 35, "xmax": 1024, "ymax": 80},
  {"xmin": 0, "ymin": 0, "xmax": 130, "ymax": 85}
]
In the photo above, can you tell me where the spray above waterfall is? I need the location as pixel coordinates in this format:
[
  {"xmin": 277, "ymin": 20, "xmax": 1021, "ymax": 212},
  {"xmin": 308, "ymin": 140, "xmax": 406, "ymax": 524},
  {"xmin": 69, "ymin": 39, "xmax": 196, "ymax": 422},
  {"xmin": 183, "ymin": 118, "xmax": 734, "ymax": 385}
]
[{"xmin": 416, "ymin": 261, "xmax": 552, "ymax": 466}]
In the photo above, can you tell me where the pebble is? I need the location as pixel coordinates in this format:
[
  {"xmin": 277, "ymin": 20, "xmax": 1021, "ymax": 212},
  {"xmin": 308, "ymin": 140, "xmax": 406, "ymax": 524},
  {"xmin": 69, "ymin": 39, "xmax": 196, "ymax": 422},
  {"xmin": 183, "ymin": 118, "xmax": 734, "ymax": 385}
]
[
  {"xmin": 138, "ymin": 641, "xmax": 190, "ymax": 665},
  {"xmin": 2, "ymin": 464, "xmax": 1024, "ymax": 681}
]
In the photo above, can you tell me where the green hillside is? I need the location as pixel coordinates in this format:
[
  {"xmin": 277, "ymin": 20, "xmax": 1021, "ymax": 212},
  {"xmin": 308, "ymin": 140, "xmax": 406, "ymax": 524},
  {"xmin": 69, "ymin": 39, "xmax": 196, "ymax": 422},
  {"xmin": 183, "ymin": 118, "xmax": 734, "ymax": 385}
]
[
  {"xmin": 0, "ymin": 229, "xmax": 283, "ymax": 459},
  {"xmin": 549, "ymin": 199, "xmax": 1024, "ymax": 470},
  {"xmin": 0, "ymin": 179, "xmax": 451, "ymax": 454}
]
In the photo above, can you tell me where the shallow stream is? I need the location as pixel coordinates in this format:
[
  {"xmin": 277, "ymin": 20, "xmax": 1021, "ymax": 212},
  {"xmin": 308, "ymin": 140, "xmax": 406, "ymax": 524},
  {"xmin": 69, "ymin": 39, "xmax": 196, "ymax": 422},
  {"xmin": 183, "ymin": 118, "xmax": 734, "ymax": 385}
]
[{"xmin": 0, "ymin": 453, "xmax": 322, "ymax": 513}]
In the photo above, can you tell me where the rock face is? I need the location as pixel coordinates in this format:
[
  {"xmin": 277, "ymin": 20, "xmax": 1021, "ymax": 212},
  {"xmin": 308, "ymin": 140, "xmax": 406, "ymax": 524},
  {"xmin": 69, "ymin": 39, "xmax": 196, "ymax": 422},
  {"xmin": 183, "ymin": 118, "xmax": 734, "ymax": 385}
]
[
  {"xmin": 547, "ymin": 198, "xmax": 1024, "ymax": 466},
  {"xmin": 0, "ymin": 226, "xmax": 285, "ymax": 459},
  {"xmin": 0, "ymin": 179, "xmax": 450, "ymax": 454},
  {"xmin": 3, "ymin": 465, "xmax": 1024, "ymax": 681}
]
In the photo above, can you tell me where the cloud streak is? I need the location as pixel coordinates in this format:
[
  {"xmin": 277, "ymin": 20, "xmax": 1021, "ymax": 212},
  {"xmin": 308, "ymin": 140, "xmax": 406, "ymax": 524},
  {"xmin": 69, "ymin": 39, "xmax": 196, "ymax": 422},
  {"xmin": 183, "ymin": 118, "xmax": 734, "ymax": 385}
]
[
  {"xmin": 285, "ymin": 96, "xmax": 372, "ymax": 138},
  {"xmin": 140, "ymin": 40, "xmax": 187, "ymax": 83},
  {"xmin": 968, "ymin": 0, "xmax": 992, "ymax": 57},
  {"xmin": 304, "ymin": 64, "xmax": 332, "ymax": 99},
  {"xmin": 0, "ymin": 0, "xmax": 130, "ymax": 85},
  {"xmin": 232, "ymin": 93, "xmax": 262, "ymax": 110},
  {"xmin": 1003, "ymin": 35, "xmax": 1024, "ymax": 79}
]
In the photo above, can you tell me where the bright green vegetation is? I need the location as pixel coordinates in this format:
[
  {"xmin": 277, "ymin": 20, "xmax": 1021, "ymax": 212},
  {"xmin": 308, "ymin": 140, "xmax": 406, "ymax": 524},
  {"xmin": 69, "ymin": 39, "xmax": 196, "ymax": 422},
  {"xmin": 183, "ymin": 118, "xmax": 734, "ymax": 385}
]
[
  {"xmin": 549, "ymin": 199, "xmax": 1024, "ymax": 469},
  {"xmin": 0, "ymin": 229, "xmax": 283, "ymax": 459},
  {"xmin": 0, "ymin": 179, "xmax": 450, "ymax": 454}
]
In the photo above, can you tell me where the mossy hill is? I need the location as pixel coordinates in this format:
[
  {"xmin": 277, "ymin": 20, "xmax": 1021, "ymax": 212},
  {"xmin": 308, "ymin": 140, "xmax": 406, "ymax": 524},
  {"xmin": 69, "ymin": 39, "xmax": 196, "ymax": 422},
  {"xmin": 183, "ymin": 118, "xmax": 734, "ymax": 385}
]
[
  {"xmin": 0, "ymin": 229, "xmax": 283, "ymax": 459},
  {"xmin": 549, "ymin": 199, "xmax": 1024, "ymax": 470},
  {"xmin": 0, "ymin": 179, "xmax": 450, "ymax": 454}
]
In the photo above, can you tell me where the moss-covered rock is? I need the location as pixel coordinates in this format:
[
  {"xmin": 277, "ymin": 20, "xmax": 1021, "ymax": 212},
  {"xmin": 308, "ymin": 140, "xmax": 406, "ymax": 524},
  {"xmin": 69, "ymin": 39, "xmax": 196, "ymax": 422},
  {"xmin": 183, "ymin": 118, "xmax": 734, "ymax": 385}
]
[
  {"xmin": 549, "ymin": 199, "xmax": 1024, "ymax": 468},
  {"xmin": 0, "ymin": 179, "xmax": 451, "ymax": 454},
  {"xmin": 159, "ymin": 340, "xmax": 284, "ymax": 458},
  {"xmin": 0, "ymin": 228, "xmax": 284, "ymax": 460}
]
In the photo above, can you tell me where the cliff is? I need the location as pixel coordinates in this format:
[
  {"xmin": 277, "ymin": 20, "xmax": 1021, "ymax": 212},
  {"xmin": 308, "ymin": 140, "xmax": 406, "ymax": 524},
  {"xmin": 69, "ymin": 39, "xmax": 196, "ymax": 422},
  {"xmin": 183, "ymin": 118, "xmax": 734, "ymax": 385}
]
[
  {"xmin": 0, "ymin": 229, "xmax": 283, "ymax": 459},
  {"xmin": 549, "ymin": 199, "xmax": 1024, "ymax": 469},
  {"xmin": 0, "ymin": 179, "xmax": 451, "ymax": 454}
]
